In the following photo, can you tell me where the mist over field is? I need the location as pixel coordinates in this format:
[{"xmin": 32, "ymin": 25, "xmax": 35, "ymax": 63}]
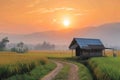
[{"xmin": 1, "ymin": 22, "xmax": 120, "ymax": 50}]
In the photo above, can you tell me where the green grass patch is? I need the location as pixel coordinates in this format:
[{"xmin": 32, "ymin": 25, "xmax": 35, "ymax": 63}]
[
  {"xmin": 5, "ymin": 61, "xmax": 56, "ymax": 80},
  {"xmin": 53, "ymin": 58, "xmax": 93, "ymax": 80},
  {"xmin": 75, "ymin": 62, "xmax": 93, "ymax": 80},
  {"xmin": 53, "ymin": 64, "xmax": 70, "ymax": 80},
  {"xmin": 89, "ymin": 57, "xmax": 120, "ymax": 80},
  {"xmin": 62, "ymin": 58, "xmax": 93, "ymax": 80}
]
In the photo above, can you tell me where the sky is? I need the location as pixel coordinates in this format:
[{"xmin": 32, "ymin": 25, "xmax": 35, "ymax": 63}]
[{"xmin": 0, "ymin": 0, "xmax": 120, "ymax": 34}]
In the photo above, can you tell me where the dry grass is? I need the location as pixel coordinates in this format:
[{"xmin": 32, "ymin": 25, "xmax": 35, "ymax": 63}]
[
  {"xmin": 0, "ymin": 52, "xmax": 48, "ymax": 65},
  {"xmin": 0, "ymin": 50, "xmax": 73, "ymax": 79},
  {"xmin": 0, "ymin": 51, "xmax": 49, "ymax": 79},
  {"xmin": 26, "ymin": 50, "xmax": 74, "ymax": 58},
  {"xmin": 104, "ymin": 50, "xmax": 120, "ymax": 56}
]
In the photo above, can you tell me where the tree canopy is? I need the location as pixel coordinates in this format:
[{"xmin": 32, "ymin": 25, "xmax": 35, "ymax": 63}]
[{"xmin": 0, "ymin": 37, "xmax": 9, "ymax": 51}]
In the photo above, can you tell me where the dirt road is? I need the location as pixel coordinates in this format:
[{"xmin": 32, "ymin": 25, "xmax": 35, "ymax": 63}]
[
  {"xmin": 41, "ymin": 61, "xmax": 63, "ymax": 80},
  {"xmin": 67, "ymin": 62, "xmax": 79, "ymax": 80},
  {"xmin": 41, "ymin": 60, "xmax": 79, "ymax": 80}
]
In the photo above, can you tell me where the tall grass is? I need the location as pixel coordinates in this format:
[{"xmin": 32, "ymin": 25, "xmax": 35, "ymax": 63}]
[
  {"xmin": 0, "ymin": 53, "xmax": 48, "ymax": 79},
  {"xmin": 0, "ymin": 51, "xmax": 73, "ymax": 79},
  {"xmin": 89, "ymin": 57, "xmax": 120, "ymax": 80},
  {"xmin": 5, "ymin": 62, "xmax": 56, "ymax": 80}
]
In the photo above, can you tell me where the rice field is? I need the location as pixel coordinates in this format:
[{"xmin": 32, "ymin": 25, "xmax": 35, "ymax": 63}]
[
  {"xmin": 0, "ymin": 52, "xmax": 50, "ymax": 79},
  {"xmin": 6, "ymin": 62, "xmax": 56, "ymax": 80},
  {"xmin": 1, "ymin": 50, "xmax": 120, "ymax": 80},
  {"xmin": 0, "ymin": 52, "xmax": 48, "ymax": 65},
  {"xmin": 0, "ymin": 50, "xmax": 73, "ymax": 66},
  {"xmin": 0, "ymin": 51, "xmax": 73, "ymax": 79},
  {"xmin": 88, "ymin": 57, "xmax": 120, "ymax": 80},
  {"xmin": 104, "ymin": 50, "xmax": 120, "ymax": 56},
  {"xmin": 28, "ymin": 50, "xmax": 74, "ymax": 58}
]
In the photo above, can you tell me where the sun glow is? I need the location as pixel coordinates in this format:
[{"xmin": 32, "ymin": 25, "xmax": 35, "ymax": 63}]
[{"xmin": 63, "ymin": 18, "xmax": 70, "ymax": 27}]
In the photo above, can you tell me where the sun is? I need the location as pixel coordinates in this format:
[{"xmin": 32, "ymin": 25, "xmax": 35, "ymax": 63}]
[{"xmin": 63, "ymin": 18, "xmax": 70, "ymax": 27}]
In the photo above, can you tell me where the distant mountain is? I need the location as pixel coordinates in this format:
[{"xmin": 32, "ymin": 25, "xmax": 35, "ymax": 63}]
[{"xmin": 1, "ymin": 22, "xmax": 120, "ymax": 49}]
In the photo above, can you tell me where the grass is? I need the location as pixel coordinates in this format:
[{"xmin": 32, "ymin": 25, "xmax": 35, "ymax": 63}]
[
  {"xmin": 53, "ymin": 64, "xmax": 70, "ymax": 80},
  {"xmin": 0, "ymin": 51, "xmax": 73, "ymax": 79},
  {"xmin": 55, "ymin": 58, "xmax": 93, "ymax": 80},
  {"xmin": 0, "ymin": 52, "xmax": 51, "ymax": 79},
  {"xmin": 75, "ymin": 62, "xmax": 93, "ymax": 80},
  {"xmin": 0, "ymin": 61, "xmax": 47, "ymax": 79},
  {"xmin": 4, "ymin": 51, "xmax": 120, "ymax": 80},
  {"xmin": 0, "ymin": 52, "xmax": 48, "ymax": 65},
  {"xmin": 27, "ymin": 50, "xmax": 74, "ymax": 58},
  {"xmin": 5, "ymin": 61, "xmax": 56, "ymax": 80},
  {"xmin": 88, "ymin": 57, "xmax": 120, "ymax": 80},
  {"xmin": 104, "ymin": 50, "xmax": 120, "ymax": 57}
]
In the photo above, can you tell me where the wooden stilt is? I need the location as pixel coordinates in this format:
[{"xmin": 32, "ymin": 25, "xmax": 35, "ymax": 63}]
[
  {"xmin": 72, "ymin": 49, "xmax": 73, "ymax": 57},
  {"xmin": 104, "ymin": 49, "xmax": 105, "ymax": 56}
]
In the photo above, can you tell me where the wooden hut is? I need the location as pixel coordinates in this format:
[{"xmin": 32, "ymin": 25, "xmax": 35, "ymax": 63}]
[{"xmin": 69, "ymin": 38, "xmax": 105, "ymax": 58}]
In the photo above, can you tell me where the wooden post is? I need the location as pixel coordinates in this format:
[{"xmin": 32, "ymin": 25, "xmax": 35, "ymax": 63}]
[
  {"xmin": 103, "ymin": 49, "xmax": 105, "ymax": 56},
  {"xmin": 113, "ymin": 48, "xmax": 114, "ymax": 54},
  {"xmin": 113, "ymin": 48, "xmax": 117, "ymax": 57},
  {"xmin": 113, "ymin": 48, "xmax": 114, "ymax": 57},
  {"xmin": 72, "ymin": 49, "xmax": 74, "ymax": 57}
]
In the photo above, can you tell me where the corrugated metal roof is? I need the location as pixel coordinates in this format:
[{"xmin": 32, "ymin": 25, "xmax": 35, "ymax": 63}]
[{"xmin": 69, "ymin": 38, "xmax": 105, "ymax": 49}]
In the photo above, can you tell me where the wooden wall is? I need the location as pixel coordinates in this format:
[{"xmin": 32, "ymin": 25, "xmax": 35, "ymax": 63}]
[{"xmin": 75, "ymin": 48, "xmax": 103, "ymax": 58}]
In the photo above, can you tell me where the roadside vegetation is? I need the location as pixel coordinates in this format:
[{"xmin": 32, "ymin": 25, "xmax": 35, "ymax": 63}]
[
  {"xmin": 89, "ymin": 57, "xmax": 120, "ymax": 80},
  {"xmin": 5, "ymin": 62, "xmax": 56, "ymax": 80},
  {"xmin": 0, "ymin": 53, "xmax": 56, "ymax": 80},
  {"xmin": 53, "ymin": 64, "xmax": 70, "ymax": 80},
  {"xmin": 75, "ymin": 62, "xmax": 93, "ymax": 80},
  {"xmin": 64, "ymin": 58, "xmax": 93, "ymax": 80}
]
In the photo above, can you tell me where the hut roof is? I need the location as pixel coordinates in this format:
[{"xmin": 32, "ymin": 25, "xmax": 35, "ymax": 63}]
[{"xmin": 69, "ymin": 38, "xmax": 105, "ymax": 49}]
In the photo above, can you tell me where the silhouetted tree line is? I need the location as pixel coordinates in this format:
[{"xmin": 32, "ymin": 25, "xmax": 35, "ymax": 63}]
[
  {"xmin": 0, "ymin": 37, "xmax": 55, "ymax": 52},
  {"xmin": 35, "ymin": 41, "xmax": 55, "ymax": 50},
  {"xmin": 0, "ymin": 37, "xmax": 28, "ymax": 53}
]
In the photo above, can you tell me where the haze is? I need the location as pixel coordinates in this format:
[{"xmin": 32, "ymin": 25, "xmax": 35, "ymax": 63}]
[{"xmin": 0, "ymin": 0, "xmax": 120, "ymax": 34}]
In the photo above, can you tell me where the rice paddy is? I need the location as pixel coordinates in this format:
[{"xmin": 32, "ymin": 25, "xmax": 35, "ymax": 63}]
[
  {"xmin": 0, "ymin": 51, "xmax": 55, "ymax": 79},
  {"xmin": 89, "ymin": 57, "xmax": 120, "ymax": 80},
  {"xmin": 1, "ymin": 51, "xmax": 120, "ymax": 80}
]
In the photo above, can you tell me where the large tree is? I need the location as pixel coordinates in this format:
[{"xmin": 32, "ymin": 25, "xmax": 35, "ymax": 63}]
[{"xmin": 0, "ymin": 37, "xmax": 9, "ymax": 51}]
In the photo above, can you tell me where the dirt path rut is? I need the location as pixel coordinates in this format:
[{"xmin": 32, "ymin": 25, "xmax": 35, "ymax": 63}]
[
  {"xmin": 67, "ymin": 62, "xmax": 79, "ymax": 80},
  {"xmin": 41, "ymin": 60, "xmax": 79, "ymax": 80},
  {"xmin": 41, "ymin": 61, "xmax": 63, "ymax": 80}
]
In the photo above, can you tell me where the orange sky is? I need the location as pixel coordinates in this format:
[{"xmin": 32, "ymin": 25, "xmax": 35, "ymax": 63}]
[{"xmin": 0, "ymin": 0, "xmax": 120, "ymax": 34}]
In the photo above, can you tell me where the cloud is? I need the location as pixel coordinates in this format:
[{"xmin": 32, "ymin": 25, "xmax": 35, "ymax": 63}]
[
  {"xmin": 27, "ymin": 0, "xmax": 48, "ymax": 8},
  {"xmin": 27, "ymin": 0, "xmax": 42, "ymax": 8},
  {"xmin": 27, "ymin": 7, "xmax": 88, "ymax": 18},
  {"xmin": 74, "ymin": 13, "xmax": 85, "ymax": 16},
  {"xmin": 27, "ymin": 7, "xmax": 76, "ymax": 14}
]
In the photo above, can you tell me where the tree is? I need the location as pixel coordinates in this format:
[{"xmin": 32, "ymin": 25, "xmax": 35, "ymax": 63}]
[
  {"xmin": 11, "ymin": 42, "xmax": 28, "ymax": 53},
  {"xmin": 0, "ymin": 37, "xmax": 9, "ymax": 51},
  {"xmin": 35, "ymin": 41, "xmax": 55, "ymax": 50}
]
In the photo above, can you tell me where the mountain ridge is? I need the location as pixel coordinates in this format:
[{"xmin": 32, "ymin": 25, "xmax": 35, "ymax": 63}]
[{"xmin": 1, "ymin": 22, "xmax": 120, "ymax": 49}]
